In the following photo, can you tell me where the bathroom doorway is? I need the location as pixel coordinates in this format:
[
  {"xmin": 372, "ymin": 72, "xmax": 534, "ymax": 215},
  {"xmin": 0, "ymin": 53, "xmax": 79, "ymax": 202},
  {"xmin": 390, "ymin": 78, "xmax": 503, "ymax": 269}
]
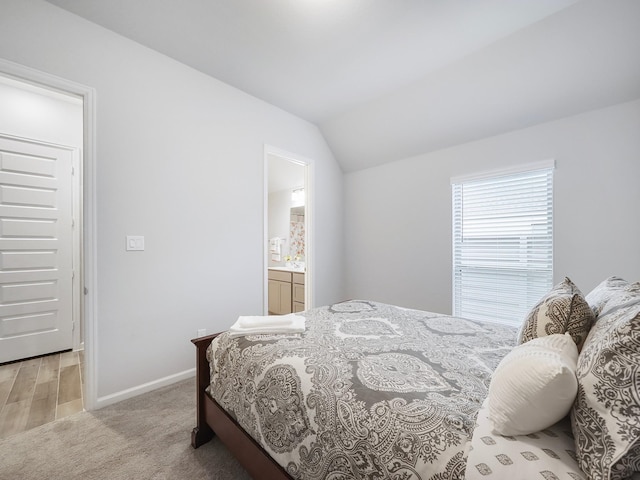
[{"xmin": 264, "ymin": 146, "xmax": 312, "ymax": 315}]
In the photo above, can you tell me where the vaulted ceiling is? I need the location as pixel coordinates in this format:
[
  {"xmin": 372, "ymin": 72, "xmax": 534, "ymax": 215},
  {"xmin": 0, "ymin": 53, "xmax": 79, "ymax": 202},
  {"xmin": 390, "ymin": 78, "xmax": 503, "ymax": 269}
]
[{"xmin": 45, "ymin": 0, "xmax": 640, "ymax": 172}]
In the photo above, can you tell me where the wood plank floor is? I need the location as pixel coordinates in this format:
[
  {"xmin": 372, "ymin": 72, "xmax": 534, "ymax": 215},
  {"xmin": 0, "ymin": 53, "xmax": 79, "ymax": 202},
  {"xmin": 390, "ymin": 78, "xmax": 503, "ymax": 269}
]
[{"xmin": 0, "ymin": 350, "xmax": 84, "ymax": 439}]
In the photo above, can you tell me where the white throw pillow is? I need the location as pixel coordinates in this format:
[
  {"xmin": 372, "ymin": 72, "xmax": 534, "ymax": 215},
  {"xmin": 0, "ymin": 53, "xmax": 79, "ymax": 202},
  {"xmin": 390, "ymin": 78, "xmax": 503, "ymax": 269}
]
[{"xmin": 488, "ymin": 333, "xmax": 578, "ymax": 436}]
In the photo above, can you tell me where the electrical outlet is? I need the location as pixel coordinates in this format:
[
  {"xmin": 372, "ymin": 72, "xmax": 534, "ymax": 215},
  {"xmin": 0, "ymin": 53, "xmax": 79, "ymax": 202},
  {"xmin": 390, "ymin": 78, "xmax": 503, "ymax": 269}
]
[{"xmin": 197, "ymin": 328, "xmax": 206, "ymax": 337}]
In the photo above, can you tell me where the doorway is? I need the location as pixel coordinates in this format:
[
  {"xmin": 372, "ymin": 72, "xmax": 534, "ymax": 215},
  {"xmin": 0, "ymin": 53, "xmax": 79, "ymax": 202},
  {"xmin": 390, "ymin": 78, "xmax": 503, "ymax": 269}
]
[
  {"xmin": 0, "ymin": 58, "xmax": 97, "ymax": 412},
  {"xmin": 0, "ymin": 76, "xmax": 82, "ymax": 364},
  {"xmin": 264, "ymin": 146, "xmax": 312, "ymax": 315}
]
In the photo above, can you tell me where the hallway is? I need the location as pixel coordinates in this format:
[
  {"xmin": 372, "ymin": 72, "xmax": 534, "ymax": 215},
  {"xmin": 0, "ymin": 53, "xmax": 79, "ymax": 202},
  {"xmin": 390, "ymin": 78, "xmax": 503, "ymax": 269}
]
[{"xmin": 0, "ymin": 351, "xmax": 84, "ymax": 438}]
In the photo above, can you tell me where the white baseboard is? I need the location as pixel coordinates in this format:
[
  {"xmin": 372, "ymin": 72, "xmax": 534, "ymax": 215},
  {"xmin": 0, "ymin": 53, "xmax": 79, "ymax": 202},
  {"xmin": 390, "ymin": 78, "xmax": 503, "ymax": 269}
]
[{"xmin": 94, "ymin": 368, "xmax": 195, "ymax": 409}]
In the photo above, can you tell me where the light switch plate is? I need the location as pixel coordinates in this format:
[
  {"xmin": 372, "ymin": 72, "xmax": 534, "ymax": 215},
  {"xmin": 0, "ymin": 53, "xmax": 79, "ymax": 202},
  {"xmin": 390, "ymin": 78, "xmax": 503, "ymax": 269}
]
[{"xmin": 126, "ymin": 235, "xmax": 145, "ymax": 251}]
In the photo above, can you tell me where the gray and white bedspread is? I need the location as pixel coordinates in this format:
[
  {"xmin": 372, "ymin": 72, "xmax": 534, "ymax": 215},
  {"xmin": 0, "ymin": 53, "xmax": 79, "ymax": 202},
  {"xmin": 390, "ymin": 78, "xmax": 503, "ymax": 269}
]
[{"xmin": 207, "ymin": 300, "xmax": 517, "ymax": 480}]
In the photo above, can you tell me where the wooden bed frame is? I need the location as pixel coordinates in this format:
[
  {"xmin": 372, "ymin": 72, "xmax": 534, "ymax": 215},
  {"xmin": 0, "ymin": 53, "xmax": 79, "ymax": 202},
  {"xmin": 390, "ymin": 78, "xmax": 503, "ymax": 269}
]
[{"xmin": 191, "ymin": 334, "xmax": 292, "ymax": 480}]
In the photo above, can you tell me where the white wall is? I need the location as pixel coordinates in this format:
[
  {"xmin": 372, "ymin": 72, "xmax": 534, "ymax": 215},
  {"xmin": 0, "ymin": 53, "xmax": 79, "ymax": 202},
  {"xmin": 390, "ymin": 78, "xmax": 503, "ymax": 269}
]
[
  {"xmin": 268, "ymin": 189, "xmax": 291, "ymax": 266},
  {"xmin": 345, "ymin": 99, "xmax": 640, "ymax": 316},
  {"xmin": 0, "ymin": 0, "xmax": 344, "ymax": 402}
]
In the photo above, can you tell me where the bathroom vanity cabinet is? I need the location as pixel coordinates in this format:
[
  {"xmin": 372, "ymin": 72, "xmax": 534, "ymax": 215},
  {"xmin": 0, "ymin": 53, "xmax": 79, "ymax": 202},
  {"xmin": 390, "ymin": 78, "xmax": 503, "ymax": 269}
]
[
  {"xmin": 268, "ymin": 269, "xmax": 305, "ymax": 315},
  {"xmin": 292, "ymin": 273, "xmax": 305, "ymax": 313}
]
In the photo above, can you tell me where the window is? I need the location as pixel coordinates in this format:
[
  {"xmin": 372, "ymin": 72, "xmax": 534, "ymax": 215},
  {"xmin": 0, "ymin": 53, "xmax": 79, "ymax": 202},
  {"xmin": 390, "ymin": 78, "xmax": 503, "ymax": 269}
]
[{"xmin": 452, "ymin": 161, "xmax": 554, "ymax": 325}]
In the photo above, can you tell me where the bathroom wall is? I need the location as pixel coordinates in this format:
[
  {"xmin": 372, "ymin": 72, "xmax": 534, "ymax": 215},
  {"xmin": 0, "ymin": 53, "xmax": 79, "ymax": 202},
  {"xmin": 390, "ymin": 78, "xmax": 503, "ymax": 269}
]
[
  {"xmin": 268, "ymin": 189, "xmax": 306, "ymax": 266},
  {"xmin": 268, "ymin": 189, "xmax": 292, "ymax": 266}
]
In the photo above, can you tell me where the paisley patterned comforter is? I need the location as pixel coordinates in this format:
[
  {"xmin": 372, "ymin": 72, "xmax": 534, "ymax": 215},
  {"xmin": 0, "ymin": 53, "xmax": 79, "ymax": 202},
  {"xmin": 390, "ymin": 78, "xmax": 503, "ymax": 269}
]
[{"xmin": 207, "ymin": 300, "xmax": 517, "ymax": 480}]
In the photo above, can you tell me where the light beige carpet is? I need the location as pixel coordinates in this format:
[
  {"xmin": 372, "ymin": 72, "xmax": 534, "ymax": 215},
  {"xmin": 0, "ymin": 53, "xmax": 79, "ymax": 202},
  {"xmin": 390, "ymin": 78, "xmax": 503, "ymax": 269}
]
[{"xmin": 0, "ymin": 378, "xmax": 251, "ymax": 479}]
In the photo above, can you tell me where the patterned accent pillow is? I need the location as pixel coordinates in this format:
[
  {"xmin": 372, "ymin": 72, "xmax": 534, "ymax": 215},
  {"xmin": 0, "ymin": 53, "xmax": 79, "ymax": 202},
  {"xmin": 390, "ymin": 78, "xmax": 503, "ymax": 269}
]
[
  {"xmin": 466, "ymin": 398, "xmax": 586, "ymax": 479},
  {"xmin": 518, "ymin": 277, "xmax": 595, "ymax": 351},
  {"xmin": 570, "ymin": 302, "xmax": 640, "ymax": 480},
  {"xmin": 585, "ymin": 276, "xmax": 630, "ymax": 317}
]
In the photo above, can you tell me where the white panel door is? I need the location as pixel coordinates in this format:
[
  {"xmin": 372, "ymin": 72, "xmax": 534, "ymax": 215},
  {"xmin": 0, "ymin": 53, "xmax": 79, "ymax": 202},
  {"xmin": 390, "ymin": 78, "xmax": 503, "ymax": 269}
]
[{"xmin": 0, "ymin": 136, "xmax": 74, "ymax": 363}]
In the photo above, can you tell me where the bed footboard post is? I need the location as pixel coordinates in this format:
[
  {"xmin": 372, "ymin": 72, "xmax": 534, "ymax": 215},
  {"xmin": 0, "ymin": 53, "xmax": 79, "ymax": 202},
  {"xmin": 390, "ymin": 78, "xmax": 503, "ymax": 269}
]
[{"xmin": 191, "ymin": 333, "xmax": 219, "ymax": 448}]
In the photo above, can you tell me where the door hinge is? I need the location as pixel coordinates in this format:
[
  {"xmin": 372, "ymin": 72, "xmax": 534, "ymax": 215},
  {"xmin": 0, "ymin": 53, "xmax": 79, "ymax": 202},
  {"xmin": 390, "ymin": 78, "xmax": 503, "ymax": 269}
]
[
  {"xmin": 84, "ymin": 287, "xmax": 88, "ymax": 295},
  {"xmin": 72, "ymin": 270, "xmax": 75, "ymax": 279},
  {"xmin": 72, "ymin": 166, "xmax": 75, "ymax": 175}
]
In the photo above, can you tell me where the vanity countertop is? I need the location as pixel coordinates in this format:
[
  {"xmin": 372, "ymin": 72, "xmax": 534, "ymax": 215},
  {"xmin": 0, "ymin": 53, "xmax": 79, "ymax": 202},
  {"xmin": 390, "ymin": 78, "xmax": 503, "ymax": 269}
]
[{"xmin": 268, "ymin": 266, "xmax": 306, "ymax": 274}]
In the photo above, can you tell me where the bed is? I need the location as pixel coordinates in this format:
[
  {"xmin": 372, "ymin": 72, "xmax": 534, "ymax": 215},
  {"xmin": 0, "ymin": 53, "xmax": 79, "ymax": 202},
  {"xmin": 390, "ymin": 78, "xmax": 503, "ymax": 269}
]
[
  {"xmin": 191, "ymin": 283, "xmax": 640, "ymax": 480},
  {"xmin": 191, "ymin": 300, "xmax": 517, "ymax": 479}
]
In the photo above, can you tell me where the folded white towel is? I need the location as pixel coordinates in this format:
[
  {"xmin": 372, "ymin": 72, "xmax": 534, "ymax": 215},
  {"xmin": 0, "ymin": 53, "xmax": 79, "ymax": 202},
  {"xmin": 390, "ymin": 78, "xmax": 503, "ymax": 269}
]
[
  {"xmin": 229, "ymin": 314, "xmax": 305, "ymax": 338},
  {"xmin": 237, "ymin": 315, "xmax": 295, "ymax": 329}
]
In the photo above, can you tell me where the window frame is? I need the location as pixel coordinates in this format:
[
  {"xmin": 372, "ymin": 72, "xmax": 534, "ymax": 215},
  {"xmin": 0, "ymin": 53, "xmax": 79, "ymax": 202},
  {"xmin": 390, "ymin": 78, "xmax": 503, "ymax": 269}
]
[{"xmin": 451, "ymin": 160, "xmax": 555, "ymax": 325}]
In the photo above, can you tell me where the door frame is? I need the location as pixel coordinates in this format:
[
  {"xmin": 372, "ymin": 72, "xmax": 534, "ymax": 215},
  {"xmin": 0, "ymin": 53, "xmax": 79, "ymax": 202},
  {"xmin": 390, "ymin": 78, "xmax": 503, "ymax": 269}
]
[
  {"xmin": 0, "ymin": 58, "xmax": 98, "ymax": 410},
  {"xmin": 263, "ymin": 145, "xmax": 313, "ymax": 314}
]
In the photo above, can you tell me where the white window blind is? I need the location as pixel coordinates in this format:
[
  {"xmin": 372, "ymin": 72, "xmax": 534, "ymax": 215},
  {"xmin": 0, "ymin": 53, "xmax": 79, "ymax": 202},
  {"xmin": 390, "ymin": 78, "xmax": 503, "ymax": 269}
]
[{"xmin": 452, "ymin": 164, "xmax": 553, "ymax": 325}]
